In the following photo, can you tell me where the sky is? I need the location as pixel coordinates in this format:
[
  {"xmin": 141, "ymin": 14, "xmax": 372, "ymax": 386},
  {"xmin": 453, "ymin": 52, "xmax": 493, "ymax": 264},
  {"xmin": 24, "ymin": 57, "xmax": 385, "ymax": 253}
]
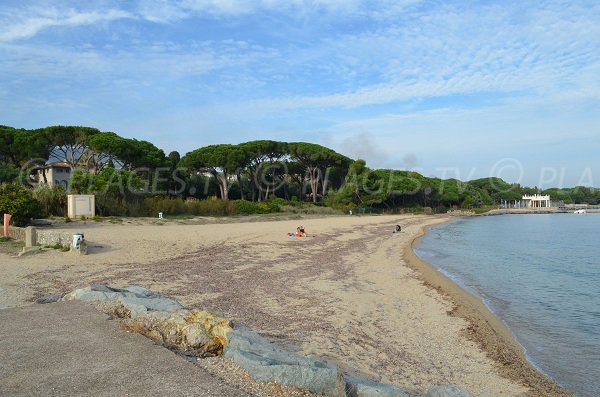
[{"xmin": 1, "ymin": 0, "xmax": 599, "ymax": 188}]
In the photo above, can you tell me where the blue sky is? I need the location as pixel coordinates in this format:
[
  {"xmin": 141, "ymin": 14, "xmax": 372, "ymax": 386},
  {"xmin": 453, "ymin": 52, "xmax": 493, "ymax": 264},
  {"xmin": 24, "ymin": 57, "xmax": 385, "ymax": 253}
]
[{"xmin": 1, "ymin": 0, "xmax": 599, "ymax": 187}]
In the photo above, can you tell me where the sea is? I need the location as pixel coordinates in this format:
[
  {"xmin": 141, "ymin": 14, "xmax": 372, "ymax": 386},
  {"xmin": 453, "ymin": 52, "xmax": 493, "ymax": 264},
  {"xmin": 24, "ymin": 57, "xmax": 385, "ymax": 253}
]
[{"xmin": 415, "ymin": 213, "xmax": 600, "ymax": 397}]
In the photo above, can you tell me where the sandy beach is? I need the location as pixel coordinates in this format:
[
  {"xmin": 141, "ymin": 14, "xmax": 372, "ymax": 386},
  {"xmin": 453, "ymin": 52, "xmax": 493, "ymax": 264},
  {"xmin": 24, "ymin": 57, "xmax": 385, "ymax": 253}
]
[{"xmin": 0, "ymin": 214, "xmax": 570, "ymax": 396}]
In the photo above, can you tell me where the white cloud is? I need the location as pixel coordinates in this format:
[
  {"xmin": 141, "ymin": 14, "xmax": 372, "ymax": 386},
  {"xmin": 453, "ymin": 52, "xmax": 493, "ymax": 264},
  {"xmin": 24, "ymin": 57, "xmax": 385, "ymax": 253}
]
[
  {"xmin": 0, "ymin": 7, "xmax": 131, "ymax": 42},
  {"xmin": 135, "ymin": 0, "xmax": 422, "ymax": 23}
]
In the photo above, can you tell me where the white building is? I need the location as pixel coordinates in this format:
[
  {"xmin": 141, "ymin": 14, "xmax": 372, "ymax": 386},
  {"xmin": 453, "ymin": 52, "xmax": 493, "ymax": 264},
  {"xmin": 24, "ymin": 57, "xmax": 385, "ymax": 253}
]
[
  {"xmin": 522, "ymin": 194, "xmax": 551, "ymax": 208},
  {"xmin": 32, "ymin": 161, "xmax": 72, "ymax": 190}
]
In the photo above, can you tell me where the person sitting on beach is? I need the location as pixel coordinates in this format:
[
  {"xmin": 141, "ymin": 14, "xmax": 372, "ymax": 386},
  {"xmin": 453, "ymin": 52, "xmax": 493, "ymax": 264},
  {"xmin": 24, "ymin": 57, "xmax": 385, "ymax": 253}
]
[
  {"xmin": 288, "ymin": 227, "xmax": 303, "ymax": 237},
  {"xmin": 287, "ymin": 226, "xmax": 307, "ymax": 237}
]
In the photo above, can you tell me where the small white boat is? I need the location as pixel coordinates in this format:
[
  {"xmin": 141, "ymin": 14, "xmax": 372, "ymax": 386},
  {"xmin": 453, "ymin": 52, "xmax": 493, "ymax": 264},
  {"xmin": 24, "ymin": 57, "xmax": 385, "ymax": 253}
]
[{"xmin": 573, "ymin": 209, "xmax": 587, "ymax": 214}]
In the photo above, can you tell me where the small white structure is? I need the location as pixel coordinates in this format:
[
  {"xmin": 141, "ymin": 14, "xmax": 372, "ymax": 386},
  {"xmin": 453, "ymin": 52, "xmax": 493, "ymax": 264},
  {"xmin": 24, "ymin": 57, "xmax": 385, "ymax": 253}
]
[
  {"xmin": 67, "ymin": 194, "xmax": 95, "ymax": 219},
  {"xmin": 574, "ymin": 209, "xmax": 587, "ymax": 214},
  {"xmin": 522, "ymin": 194, "xmax": 551, "ymax": 208}
]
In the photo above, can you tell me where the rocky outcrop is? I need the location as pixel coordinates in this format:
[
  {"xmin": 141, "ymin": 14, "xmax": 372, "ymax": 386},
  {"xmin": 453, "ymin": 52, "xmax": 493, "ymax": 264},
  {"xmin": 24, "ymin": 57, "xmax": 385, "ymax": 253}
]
[
  {"xmin": 62, "ymin": 284, "xmax": 185, "ymax": 314},
  {"xmin": 61, "ymin": 284, "xmax": 231, "ymax": 357},
  {"xmin": 225, "ymin": 327, "xmax": 345, "ymax": 396}
]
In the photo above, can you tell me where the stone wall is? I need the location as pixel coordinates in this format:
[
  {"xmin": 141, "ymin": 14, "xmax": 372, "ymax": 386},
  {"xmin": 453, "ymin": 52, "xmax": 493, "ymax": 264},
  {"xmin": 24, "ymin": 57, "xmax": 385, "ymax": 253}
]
[
  {"xmin": 36, "ymin": 229, "xmax": 74, "ymax": 247},
  {"xmin": 5, "ymin": 226, "xmax": 26, "ymax": 241},
  {"xmin": 4, "ymin": 226, "xmax": 72, "ymax": 247}
]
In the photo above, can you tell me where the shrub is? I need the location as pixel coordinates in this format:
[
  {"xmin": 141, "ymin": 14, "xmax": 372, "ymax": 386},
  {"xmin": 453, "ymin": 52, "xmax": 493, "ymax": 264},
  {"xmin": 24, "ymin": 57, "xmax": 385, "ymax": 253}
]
[
  {"xmin": 32, "ymin": 185, "xmax": 67, "ymax": 217},
  {"xmin": 234, "ymin": 200, "xmax": 257, "ymax": 214},
  {"xmin": 143, "ymin": 196, "xmax": 186, "ymax": 217},
  {"xmin": 0, "ymin": 184, "xmax": 43, "ymax": 226},
  {"xmin": 234, "ymin": 199, "xmax": 279, "ymax": 215},
  {"xmin": 143, "ymin": 196, "xmax": 239, "ymax": 217},
  {"xmin": 185, "ymin": 198, "xmax": 237, "ymax": 216},
  {"xmin": 267, "ymin": 197, "xmax": 287, "ymax": 207}
]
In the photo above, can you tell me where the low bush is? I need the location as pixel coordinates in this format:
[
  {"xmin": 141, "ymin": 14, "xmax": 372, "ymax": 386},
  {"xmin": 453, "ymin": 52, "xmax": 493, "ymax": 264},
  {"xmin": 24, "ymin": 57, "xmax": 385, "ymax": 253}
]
[
  {"xmin": 0, "ymin": 184, "xmax": 43, "ymax": 226},
  {"xmin": 234, "ymin": 199, "xmax": 282, "ymax": 215},
  {"xmin": 144, "ymin": 196, "xmax": 239, "ymax": 217},
  {"xmin": 143, "ymin": 196, "xmax": 186, "ymax": 217},
  {"xmin": 279, "ymin": 203, "xmax": 343, "ymax": 215},
  {"xmin": 185, "ymin": 198, "xmax": 237, "ymax": 216},
  {"xmin": 32, "ymin": 185, "xmax": 67, "ymax": 217}
]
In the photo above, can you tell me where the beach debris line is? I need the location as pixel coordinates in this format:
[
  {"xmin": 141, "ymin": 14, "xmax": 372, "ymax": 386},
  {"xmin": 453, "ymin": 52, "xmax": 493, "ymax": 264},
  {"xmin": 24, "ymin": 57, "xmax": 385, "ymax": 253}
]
[{"xmin": 53, "ymin": 285, "xmax": 474, "ymax": 397}]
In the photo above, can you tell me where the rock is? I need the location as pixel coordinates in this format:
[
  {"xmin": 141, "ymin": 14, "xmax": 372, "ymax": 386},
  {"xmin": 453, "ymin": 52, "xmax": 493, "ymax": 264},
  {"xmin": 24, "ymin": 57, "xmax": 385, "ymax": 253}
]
[
  {"xmin": 31, "ymin": 219, "xmax": 52, "ymax": 226},
  {"xmin": 121, "ymin": 309, "xmax": 232, "ymax": 356},
  {"xmin": 225, "ymin": 328, "xmax": 344, "ymax": 396},
  {"xmin": 61, "ymin": 285, "xmax": 231, "ymax": 357},
  {"xmin": 426, "ymin": 385, "xmax": 474, "ymax": 397},
  {"xmin": 62, "ymin": 285, "xmax": 184, "ymax": 313},
  {"xmin": 89, "ymin": 284, "xmax": 117, "ymax": 293},
  {"xmin": 346, "ymin": 376, "xmax": 412, "ymax": 397},
  {"xmin": 184, "ymin": 324, "xmax": 211, "ymax": 347},
  {"xmin": 35, "ymin": 294, "xmax": 63, "ymax": 304}
]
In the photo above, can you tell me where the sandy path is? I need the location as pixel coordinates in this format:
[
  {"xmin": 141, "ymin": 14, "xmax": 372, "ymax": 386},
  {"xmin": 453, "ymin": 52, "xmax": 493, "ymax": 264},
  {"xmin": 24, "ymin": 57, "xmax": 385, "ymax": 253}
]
[{"xmin": 0, "ymin": 215, "xmax": 541, "ymax": 396}]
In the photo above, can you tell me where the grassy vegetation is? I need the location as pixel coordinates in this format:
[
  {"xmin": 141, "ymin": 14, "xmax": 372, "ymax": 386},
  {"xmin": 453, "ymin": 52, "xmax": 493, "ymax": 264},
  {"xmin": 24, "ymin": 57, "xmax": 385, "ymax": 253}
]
[
  {"xmin": 472, "ymin": 205, "xmax": 497, "ymax": 214},
  {"xmin": 44, "ymin": 243, "xmax": 70, "ymax": 251}
]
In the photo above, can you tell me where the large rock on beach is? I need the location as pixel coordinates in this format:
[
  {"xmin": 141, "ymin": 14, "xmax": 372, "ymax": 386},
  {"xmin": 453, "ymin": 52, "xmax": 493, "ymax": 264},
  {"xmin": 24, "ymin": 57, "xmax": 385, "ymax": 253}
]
[
  {"xmin": 225, "ymin": 328, "xmax": 345, "ymax": 396},
  {"xmin": 345, "ymin": 376, "xmax": 412, "ymax": 397},
  {"xmin": 120, "ymin": 308, "xmax": 232, "ymax": 356},
  {"xmin": 60, "ymin": 284, "xmax": 231, "ymax": 357},
  {"xmin": 426, "ymin": 385, "xmax": 474, "ymax": 397},
  {"xmin": 62, "ymin": 284, "xmax": 184, "ymax": 314}
]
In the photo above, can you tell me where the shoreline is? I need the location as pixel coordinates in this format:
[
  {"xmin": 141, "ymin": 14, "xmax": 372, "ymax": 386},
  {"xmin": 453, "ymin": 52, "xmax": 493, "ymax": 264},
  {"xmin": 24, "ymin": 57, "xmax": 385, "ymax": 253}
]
[
  {"xmin": 404, "ymin": 220, "xmax": 572, "ymax": 397},
  {"xmin": 0, "ymin": 214, "xmax": 574, "ymax": 396}
]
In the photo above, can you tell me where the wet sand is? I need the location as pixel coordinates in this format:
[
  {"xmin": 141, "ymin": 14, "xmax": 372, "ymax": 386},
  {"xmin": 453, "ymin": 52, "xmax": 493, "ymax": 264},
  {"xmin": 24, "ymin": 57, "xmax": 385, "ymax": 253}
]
[
  {"xmin": 0, "ymin": 214, "xmax": 570, "ymax": 396},
  {"xmin": 404, "ymin": 224, "xmax": 572, "ymax": 397}
]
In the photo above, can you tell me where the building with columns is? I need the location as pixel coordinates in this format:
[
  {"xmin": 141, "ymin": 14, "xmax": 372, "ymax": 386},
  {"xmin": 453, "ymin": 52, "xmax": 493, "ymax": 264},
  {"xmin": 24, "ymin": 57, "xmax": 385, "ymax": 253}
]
[{"xmin": 522, "ymin": 194, "xmax": 551, "ymax": 208}]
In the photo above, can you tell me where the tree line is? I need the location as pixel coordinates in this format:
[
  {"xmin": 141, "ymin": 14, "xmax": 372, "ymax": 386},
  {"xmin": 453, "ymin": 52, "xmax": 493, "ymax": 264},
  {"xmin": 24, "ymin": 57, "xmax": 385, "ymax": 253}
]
[{"xmin": 1, "ymin": 124, "xmax": 599, "ymax": 224}]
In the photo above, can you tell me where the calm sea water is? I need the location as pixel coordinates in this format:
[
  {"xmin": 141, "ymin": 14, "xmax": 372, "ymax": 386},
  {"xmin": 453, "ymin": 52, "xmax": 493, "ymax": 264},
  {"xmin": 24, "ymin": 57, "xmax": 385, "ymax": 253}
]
[{"xmin": 415, "ymin": 214, "xmax": 600, "ymax": 397}]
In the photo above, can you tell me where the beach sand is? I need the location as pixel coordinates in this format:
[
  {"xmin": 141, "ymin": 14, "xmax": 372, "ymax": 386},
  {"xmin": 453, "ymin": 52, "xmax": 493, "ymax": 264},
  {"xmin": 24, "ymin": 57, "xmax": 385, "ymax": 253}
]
[{"xmin": 0, "ymin": 214, "xmax": 570, "ymax": 396}]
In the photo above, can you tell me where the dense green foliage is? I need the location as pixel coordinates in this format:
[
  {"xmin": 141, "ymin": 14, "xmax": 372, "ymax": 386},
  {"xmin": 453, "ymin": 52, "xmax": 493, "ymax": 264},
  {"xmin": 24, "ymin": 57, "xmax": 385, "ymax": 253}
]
[
  {"xmin": 542, "ymin": 186, "xmax": 600, "ymax": 205},
  {"xmin": 32, "ymin": 185, "xmax": 68, "ymax": 217},
  {"xmin": 1, "ymin": 123, "xmax": 598, "ymax": 223},
  {"xmin": 0, "ymin": 184, "xmax": 43, "ymax": 226},
  {"xmin": 0, "ymin": 163, "xmax": 20, "ymax": 184}
]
